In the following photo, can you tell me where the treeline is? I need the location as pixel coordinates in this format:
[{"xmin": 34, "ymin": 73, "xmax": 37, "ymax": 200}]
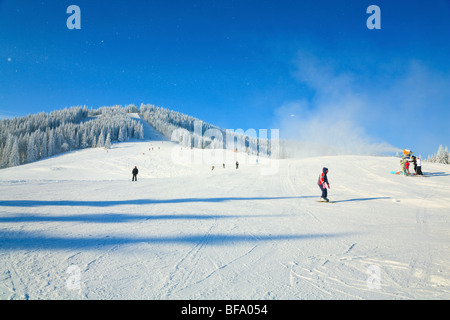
[
  {"xmin": 0, "ymin": 105, "xmax": 144, "ymax": 168},
  {"xmin": 139, "ymin": 103, "xmax": 275, "ymax": 157},
  {"xmin": 426, "ymin": 145, "xmax": 449, "ymax": 164}
]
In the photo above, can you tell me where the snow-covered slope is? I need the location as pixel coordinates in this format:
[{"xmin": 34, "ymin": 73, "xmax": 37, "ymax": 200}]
[{"xmin": 0, "ymin": 116, "xmax": 449, "ymax": 300}]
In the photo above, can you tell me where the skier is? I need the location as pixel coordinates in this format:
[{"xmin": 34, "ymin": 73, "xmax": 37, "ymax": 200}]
[
  {"xmin": 416, "ymin": 156, "xmax": 423, "ymax": 175},
  {"xmin": 132, "ymin": 166, "xmax": 139, "ymax": 181},
  {"xmin": 411, "ymin": 156, "xmax": 418, "ymax": 174},
  {"xmin": 317, "ymin": 167, "xmax": 330, "ymax": 202},
  {"xmin": 236, "ymin": 161, "xmax": 239, "ymax": 169}
]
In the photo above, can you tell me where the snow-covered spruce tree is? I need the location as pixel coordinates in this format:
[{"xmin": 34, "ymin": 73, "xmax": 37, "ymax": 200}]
[
  {"xmin": 436, "ymin": 145, "xmax": 449, "ymax": 164},
  {"xmin": 40, "ymin": 131, "xmax": 48, "ymax": 158},
  {"xmin": 48, "ymin": 129, "xmax": 56, "ymax": 156},
  {"xmin": 97, "ymin": 129, "xmax": 105, "ymax": 148},
  {"xmin": 104, "ymin": 132, "xmax": 111, "ymax": 149},
  {"xmin": 8, "ymin": 137, "xmax": 20, "ymax": 168},
  {"xmin": 118, "ymin": 126, "xmax": 126, "ymax": 142},
  {"xmin": 80, "ymin": 129, "xmax": 89, "ymax": 149},
  {"xmin": 0, "ymin": 134, "xmax": 14, "ymax": 168},
  {"xmin": 26, "ymin": 132, "xmax": 40, "ymax": 163}
]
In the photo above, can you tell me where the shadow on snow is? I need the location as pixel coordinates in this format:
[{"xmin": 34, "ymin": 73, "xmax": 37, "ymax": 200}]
[
  {"xmin": 0, "ymin": 230, "xmax": 352, "ymax": 250},
  {"xmin": 0, "ymin": 213, "xmax": 281, "ymax": 224},
  {"xmin": 333, "ymin": 197, "xmax": 391, "ymax": 203},
  {"xmin": 422, "ymin": 171, "xmax": 449, "ymax": 177},
  {"xmin": 0, "ymin": 196, "xmax": 316, "ymax": 207}
]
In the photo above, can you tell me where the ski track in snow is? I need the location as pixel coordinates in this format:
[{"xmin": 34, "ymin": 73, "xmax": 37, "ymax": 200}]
[
  {"xmin": 1, "ymin": 116, "xmax": 450, "ymax": 299},
  {"xmin": 159, "ymin": 222, "xmax": 218, "ymax": 299}
]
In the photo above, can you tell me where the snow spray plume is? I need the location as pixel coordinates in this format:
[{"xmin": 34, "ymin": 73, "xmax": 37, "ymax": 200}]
[{"xmin": 273, "ymin": 52, "xmax": 401, "ymax": 158}]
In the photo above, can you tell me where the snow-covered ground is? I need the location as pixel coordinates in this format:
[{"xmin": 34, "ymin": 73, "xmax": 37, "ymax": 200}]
[{"xmin": 1, "ymin": 116, "xmax": 449, "ymax": 300}]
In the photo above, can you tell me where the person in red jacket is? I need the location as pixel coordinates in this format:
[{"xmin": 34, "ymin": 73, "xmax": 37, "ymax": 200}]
[{"xmin": 318, "ymin": 167, "xmax": 330, "ymax": 202}]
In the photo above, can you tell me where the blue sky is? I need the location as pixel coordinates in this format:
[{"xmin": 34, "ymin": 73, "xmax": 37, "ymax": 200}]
[{"xmin": 0, "ymin": 0, "xmax": 449, "ymax": 156}]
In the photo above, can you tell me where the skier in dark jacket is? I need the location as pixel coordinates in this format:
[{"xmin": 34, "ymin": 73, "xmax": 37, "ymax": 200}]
[
  {"xmin": 132, "ymin": 166, "xmax": 139, "ymax": 181},
  {"xmin": 317, "ymin": 167, "xmax": 330, "ymax": 202}
]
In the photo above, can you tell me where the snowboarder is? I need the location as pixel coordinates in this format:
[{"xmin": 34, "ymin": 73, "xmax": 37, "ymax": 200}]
[
  {"xmin": 132, "ymin": 166, "xmax": 139, "ymax": 181},
  {"xmin": 317, "ymin": 167, "xmax": 330, "ymax": 202}
]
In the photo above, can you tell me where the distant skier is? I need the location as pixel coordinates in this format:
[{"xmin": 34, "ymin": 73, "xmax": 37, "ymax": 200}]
[
  {"xmin": 317, "ymin": 167, "xmax": 330, "ymax": 202},
  {"xmin": 132, "ymin": 166, "xmax": 139, "ymax": 181}
]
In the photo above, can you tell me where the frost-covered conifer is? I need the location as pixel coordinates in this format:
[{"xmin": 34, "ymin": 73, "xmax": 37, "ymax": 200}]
[
  {"xmin": 0, "ymin": 134, "xmax": 14, "ymax": 168},
  {"xmin": 26, "ymin": 132, "xmax": 39, "ymax": 163},
  {"xmin": 8, "ymin": 138, "xmax": 20, "ymax": 167},
  {"xmin": 41, "ymin": 131, "xmax": 48, "ymax": 158},
  {"xmin": 104, "ymin": 132, "xmax": 111, "ymax": 149},
  {"xmin": 97, "ymin": 129, "xmax": 105, "ymax": 148},
  {"xmin": 427, "ymin": 145, "xmax": 449, "ymax": 164}
]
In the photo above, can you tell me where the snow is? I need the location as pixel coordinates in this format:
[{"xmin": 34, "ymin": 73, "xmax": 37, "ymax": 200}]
[{"xmin": 1, "ymin": 115, "xmax": 449, "ymax": 300}]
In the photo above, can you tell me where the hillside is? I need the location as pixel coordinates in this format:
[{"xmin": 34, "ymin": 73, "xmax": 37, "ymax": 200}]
[
  {"xmin": 0, "ymin": 114, "xmax": 449, "ymax": 300},
  {"xmin": 0, "ymin": 105, "xmax": 277, "ymax": 172}
]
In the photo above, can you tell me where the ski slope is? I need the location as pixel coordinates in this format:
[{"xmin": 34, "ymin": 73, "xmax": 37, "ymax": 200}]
[{"xmin": 0, "ymin": 115, "xmax": 449, "ymax": 300}]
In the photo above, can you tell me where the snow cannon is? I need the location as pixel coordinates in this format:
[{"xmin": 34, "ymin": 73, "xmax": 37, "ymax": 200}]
[{"xmin": 402, "ymin": 149, "xmax": 413, "ymax": 160}]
